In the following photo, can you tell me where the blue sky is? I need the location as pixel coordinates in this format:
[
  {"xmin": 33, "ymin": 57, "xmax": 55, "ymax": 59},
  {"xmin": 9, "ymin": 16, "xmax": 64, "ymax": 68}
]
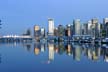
[{"xmin": 0, "ymin": 0, "xmax": 108, "ymax": 35}]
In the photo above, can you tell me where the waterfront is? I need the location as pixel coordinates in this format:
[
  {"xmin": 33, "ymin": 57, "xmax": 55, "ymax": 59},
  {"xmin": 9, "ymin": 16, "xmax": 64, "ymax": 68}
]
[{"xmin": 0, "ymin": 42, "xmax": 108, "ymax": 72}]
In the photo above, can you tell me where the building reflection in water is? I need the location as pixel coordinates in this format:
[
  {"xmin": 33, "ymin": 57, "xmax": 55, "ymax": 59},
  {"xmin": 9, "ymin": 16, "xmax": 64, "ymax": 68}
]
[
  {"xmin": 65, "ymin": 43, "xmax": 72, "ymax": 56},
  {"xmin": 48, "ymin": 43, "xmax": 54, "ymax": 61},
  {"xmin": 34, "ymin": 42, "xmax": 41, "ymax": 55},
  {"xmin": 102, "ymin": 44, "xmax": 108, "ymax": 62},
  {"xmin": 40, "ymin": 42, "xmax": 45, "ymax": 53},
  {"xmin": 26, "ymin": 44, "xmax": 32, "ymax": 52},
  {"xmin": 21, "ymin": 42, "xmax": 108, "ymax": 63},
  {"xmin": 58, "ymin": 42, "xmax": 65, "ymax": 55},
  {"xmin": 82, "ymin": 44, "xmax": 101, "ymax": 61},
  {"xmin": 73, "ymin": 43, "xmax": 82, "ymax": 61}
]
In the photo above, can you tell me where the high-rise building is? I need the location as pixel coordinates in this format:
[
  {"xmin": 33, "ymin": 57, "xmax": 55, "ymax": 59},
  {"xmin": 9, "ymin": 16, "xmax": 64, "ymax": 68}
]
[
  {"xmin": 26, "ymin": 29, "xmax": 31, "ymax": 36},
  {"xmin": 34, "ymin": 25, "xmax": 40, "ymax": 41},
  {"xmin": 73, "ymin": 19, "xmax": 81, "ymax": 35},
  {"xmin": 58, "ymin": 25, "xmax": 65, "ymax": 37},
  {"xmin": 98, "ymin": 23, "xmax": 101, "ymax": 38},
  {"xmin": 81, "ymin": 23, "xmax": 88, "ymax": 35},
  {"xmin": 40, "ymin": 27, "xmax": 45, "ymax": 38},
  {"xmin": 103, "ymin": 18, "xmax": 108, "ymax": 37},
  {"xmin": 91, "ymin": 18, "xmax": 100, "ymax": 38},
  {"xmin": 88, "ymin": 20, "xmax": 92, "ymax": 36},
  {"xmin": 22, "ymin": 29, "xmax": 31, "ymax": 36},
  {"xmin": 66, "ymin": 24, "xmax": 72, "ymax": 37},
  {"xmin": 81, "ymin": 21, "xmax": 92, "ymax": 36},
  {"xmin": 54, "ymin": 27, "xmax": 58, "ymax": 36},
  {"xmin": 103, "ymin": 18, "xmax": 108, "ymax": 24},
  {"xmin": 48, "ymin": 18, "xmax": 54, "ymax": 36}
]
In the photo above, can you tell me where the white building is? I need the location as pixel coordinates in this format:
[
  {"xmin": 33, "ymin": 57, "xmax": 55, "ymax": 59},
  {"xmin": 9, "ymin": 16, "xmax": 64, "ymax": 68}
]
[
  {"xmin": 48, "ymin": 18, "xmax": 54, "ymax": 36},
  {"xmin": 103, "ymin": 18, "xmax": 108, "ymax": 24},
  {"xmin": 88, "ymin": 20, "xmax": 92, "ymax": 35},
  {"xmin": 73, "ymin": 19, "xmax": 81, "ymax": 35},
  {"xmin": 103, "ymin": 18, "xmax": 108, "ymax": 37},
  {"xmin": 40, "ymin": 27, "xmax": 45, "ymax": 37},
  {"xmin": 91, "ymin": 18, "xmax": 100, "ymax": 38}
]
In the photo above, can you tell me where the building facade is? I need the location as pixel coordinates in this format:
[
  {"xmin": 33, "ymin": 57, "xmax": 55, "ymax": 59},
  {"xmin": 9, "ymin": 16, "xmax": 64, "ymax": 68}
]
[
  {"xmin": 34, "ymin": 25, "xmax": 41, "ymax": 41},
  {"xmin": 48, "ymin": 18, "xmax": 54, "ymax": 36},
  {"xmin": 73, "ymin": 19, "xmax": 81, "ymax": 36}
]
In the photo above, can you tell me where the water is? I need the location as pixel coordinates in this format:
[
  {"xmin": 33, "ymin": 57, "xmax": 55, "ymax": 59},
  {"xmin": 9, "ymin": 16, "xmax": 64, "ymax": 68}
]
[{"xmin": 0, "ymin": 42, "xmax": 108, "ymax": 72}]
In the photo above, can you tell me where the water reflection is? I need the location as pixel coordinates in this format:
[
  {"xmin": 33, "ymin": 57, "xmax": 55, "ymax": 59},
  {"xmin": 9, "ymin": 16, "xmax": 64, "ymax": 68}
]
[
  {"xmin": 73, "ymin": 43, "xmax": 82, "ymax": 61},
  {"xmin": 34, "ymin": 42, "xmax": 41, "ymax": 55},
  {"xmin": 1, "ymin": 42, "xmax": 108, "ymax": 64},
  {"xmin": 31, "ymin": 42, "xmax": 108, "ymax": 62},
  {"xmin": 33, "ymin": 42, "xmax": 46, "ymax": 55},
  {"xmin": 48, "ymin": 43, "xmax": 54, "ymax": 61},
  {"xmin": 0, "ymin": 54, "xmax": 1, "ymax": 64}
]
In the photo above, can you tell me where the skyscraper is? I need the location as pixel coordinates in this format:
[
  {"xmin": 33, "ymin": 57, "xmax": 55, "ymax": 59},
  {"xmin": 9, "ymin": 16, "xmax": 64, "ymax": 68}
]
[
  {"xmin": 40, "ymin": 27, "xmax": 45, "ymax": 38},
  {"xmin": 66, "ymin": 24, "xmax": 72, "ymax": 37},
  {"xmin": 54, "ymin": 27, "xmax": 58, "ymax": 36},
  {"xmin": 73, "ymin": 19, "xmax": 81, "ymax": 35},
  {"xmin": 34, "ymin": 25, "xmax": 40, "ymax": 41},
  {"xmin": 103, "ymin": 18, "xmax": 108, "ymax": 37},
  {"xmin": 103, "ymin": 18, "xmax": 108, "ymax": 24},
  {"xmin": 88, "ymin": 20, "xmax": 92, "ymax": 36},
  {"xmin": 58, "ymin": 25, "xmax": 65, "ymax": 37},
  {"xmin": 81, "ymin": 23, "xmax": 88, "ymax": 35},
  {"xmin": 91, "ymin": 18, "xmax": 100, "ymax": 38},
  {"xmin": 48, "ymin": 18, "xmax": 54, "ymax": 36}
]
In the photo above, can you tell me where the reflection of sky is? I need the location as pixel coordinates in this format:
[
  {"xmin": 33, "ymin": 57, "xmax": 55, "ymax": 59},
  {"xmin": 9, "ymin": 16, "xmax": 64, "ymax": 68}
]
[
  {"xmin": 0, "ymin": 43, "xmax": 108, "ymax": 72},
  {"xmin": 0, "ymin": 0, "xmax": 108, "ymax": 35},
  {"xmin": 23, "ymin": 42, "xmax": 108, "ymax": 62}
]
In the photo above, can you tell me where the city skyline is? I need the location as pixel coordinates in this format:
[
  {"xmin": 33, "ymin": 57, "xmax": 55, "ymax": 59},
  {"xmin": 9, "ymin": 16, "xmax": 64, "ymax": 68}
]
[
  {"xmin": 1, "ymin": 17, "xmax": 108, "ymax": 43},
  {"xmin": 0, "ymin": 0, "xmax": 108, "ymax": 35},
  {"xmin": 1, "ymin": 0, "xmax": 108, "ymax": 72},
  {"xmin": 0, "ymin": 17, "xmax": 108, "ymax": 35}
]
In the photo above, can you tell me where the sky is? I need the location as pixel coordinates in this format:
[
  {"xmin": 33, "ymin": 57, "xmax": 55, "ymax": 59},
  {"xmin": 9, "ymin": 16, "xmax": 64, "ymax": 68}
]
[{"xmin": 0, "ymin": 0, "xmax": 108, "ymax": 35}]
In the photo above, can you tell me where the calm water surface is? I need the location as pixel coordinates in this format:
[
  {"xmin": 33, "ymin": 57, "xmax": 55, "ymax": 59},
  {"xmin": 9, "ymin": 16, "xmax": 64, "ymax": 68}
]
[{"xmin": 0, "ymin": 42, "xmax": 108, "ymax": 72}]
